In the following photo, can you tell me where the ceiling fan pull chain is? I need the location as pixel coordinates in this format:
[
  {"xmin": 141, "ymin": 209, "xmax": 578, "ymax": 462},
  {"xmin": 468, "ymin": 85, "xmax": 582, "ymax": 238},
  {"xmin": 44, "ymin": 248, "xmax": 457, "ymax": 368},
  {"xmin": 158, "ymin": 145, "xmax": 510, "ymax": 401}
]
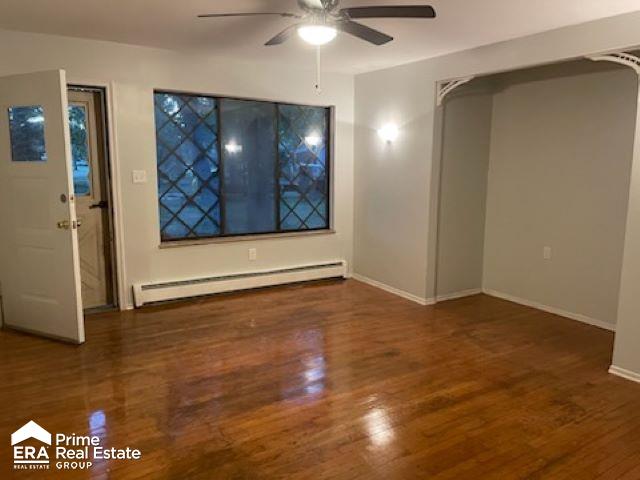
[{"xmin": 315, "ymin": 45, "xmax": 322, "ymax": 94}]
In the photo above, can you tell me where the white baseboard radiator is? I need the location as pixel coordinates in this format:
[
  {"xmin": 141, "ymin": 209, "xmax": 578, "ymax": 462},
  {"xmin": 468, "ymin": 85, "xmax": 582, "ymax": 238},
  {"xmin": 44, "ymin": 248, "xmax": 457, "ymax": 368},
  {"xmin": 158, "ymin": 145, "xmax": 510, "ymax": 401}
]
[{"xmin": 133, "ymin": 261, "xmax": 347, "ymax": 308}]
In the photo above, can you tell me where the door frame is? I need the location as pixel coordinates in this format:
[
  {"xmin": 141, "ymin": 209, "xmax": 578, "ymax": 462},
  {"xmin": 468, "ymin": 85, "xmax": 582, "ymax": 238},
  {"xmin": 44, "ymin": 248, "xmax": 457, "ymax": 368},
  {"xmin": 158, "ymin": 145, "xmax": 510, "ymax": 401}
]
[{"xmin": 68, "ymin": 81, "xmax": 126, "ymax": 311}]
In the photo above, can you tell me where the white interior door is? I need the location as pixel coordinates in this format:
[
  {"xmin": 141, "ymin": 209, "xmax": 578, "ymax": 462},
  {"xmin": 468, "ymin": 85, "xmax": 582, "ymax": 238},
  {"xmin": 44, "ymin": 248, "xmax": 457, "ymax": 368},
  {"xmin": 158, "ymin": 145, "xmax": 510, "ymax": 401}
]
[{"xmin": 0, "ymin": 70, "xmax": 84, "ymax": 343}]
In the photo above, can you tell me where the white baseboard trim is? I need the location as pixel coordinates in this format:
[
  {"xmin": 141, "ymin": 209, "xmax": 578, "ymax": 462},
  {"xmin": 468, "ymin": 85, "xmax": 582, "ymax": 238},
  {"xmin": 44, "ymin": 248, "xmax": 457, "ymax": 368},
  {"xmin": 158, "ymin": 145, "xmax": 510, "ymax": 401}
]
[
  {"xmin": 609, "ymin": 365, "xmax": 640, "ymax": 384},
  {"xmin": 436, "ymin": 288, "xmax": 483, "ymax": 302},
  {"xmin": 483, "ymin": 288, "xmax": 616, "ymax": 332},
  {"xmin": 352, "ymin": 274, "xmax": 433, "ymax": 306}
]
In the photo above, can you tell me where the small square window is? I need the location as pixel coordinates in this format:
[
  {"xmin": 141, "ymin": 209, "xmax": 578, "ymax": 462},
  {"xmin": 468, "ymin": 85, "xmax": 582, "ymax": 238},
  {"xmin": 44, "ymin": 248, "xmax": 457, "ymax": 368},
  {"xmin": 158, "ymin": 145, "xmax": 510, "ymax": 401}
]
[{"xmin": 7, "ymin": 106, "xmax": 47, "ymax": 162}]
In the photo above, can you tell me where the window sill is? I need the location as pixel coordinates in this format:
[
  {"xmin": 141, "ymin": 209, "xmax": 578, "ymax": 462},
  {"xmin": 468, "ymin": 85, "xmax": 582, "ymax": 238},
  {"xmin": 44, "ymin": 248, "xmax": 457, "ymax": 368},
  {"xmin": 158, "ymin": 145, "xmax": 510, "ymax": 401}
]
[{"xmin": 159, "ymin": 229, "xmax": 336, "ymax": 249}]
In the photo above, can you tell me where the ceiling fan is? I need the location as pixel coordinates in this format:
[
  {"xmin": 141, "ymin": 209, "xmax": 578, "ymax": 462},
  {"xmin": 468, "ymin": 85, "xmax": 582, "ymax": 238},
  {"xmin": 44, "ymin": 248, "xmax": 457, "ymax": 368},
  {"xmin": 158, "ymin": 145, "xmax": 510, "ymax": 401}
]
[{"xmin": 198, "ymin": 0, "xmax": 436, "ymax": 47}]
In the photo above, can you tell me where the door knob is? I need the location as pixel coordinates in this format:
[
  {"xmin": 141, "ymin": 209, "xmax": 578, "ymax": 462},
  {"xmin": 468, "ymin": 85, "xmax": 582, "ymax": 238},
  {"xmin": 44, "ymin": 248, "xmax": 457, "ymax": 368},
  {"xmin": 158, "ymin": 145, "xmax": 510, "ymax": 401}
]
[{"xmin": 56, "ymin": 220, "xmax": 79, "ymax": 230}]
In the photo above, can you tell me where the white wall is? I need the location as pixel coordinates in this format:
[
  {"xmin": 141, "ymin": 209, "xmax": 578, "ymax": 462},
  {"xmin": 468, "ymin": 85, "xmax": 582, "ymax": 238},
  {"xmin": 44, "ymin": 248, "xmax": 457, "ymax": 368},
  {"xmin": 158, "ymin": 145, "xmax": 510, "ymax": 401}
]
[
  {"xmin": 0, "ymin": 28, "xmax": 355, "ymax": 309},
  {"xmin": 483, "ymin": 63, "xmax": 636, "ymax": 328},
  {"xmin": 436, "ymin": 87, "xmax": 492, "ymax": 298}
]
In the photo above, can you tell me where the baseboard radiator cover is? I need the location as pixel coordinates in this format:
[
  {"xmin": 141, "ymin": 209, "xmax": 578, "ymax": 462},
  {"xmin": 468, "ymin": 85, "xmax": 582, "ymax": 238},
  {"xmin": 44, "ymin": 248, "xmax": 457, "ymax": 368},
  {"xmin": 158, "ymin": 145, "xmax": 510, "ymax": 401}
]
[{"xmin": 133, "ymin": 261, "xmax": 347, "ymax": 307}]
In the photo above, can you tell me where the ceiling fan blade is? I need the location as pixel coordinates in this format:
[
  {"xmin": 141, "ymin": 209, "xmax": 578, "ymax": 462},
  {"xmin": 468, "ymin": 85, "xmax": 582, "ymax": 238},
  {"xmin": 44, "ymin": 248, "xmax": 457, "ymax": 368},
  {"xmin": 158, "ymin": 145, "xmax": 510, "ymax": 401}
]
[
  {"xmin": 265, "ymin": 24, "xmax": 299, "ymax": 46},
  {"xmin": 198, "ymin": 12, "xmax": 300, "ymax": 19},
  {"xmin": 337, "ymin": 20, "xmax": 393, "ymax": 45},
  {"xmin": 341, "ymin": 5, "xmax": 436, "ymax": 19}
]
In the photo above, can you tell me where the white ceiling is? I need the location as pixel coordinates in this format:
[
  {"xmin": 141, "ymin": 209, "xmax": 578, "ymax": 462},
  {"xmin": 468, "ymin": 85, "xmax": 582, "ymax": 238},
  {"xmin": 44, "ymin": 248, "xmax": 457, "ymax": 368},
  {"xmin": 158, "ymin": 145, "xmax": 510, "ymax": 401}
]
[{"xmin": 1, "ymin": 0, "xmax": 640, "ymax": 74}]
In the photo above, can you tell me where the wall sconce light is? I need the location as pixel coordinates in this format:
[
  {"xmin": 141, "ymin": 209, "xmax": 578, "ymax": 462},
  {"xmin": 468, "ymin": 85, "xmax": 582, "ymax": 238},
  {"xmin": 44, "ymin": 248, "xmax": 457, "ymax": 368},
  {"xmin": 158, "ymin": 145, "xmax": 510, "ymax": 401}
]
[
  {"xmin": 224, "ymin": 142, "xmax": 243, "ymax": 154},
  {"xmin": 378, "ymin": 124, "xmax": 399, "ymax": 143}
]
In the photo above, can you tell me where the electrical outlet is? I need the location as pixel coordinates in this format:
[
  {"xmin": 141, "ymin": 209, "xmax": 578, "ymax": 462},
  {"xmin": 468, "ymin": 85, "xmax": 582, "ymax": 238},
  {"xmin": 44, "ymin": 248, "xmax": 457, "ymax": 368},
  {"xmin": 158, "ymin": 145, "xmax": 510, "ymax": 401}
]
[
  {"xmin": 543, "ymin": 246, "xmax": 552, "ymax": 260},
  {"xmin": 132, "ymin": 170, "xmax": 147, "ymax": 184},
  {"xmin": 248, "ymin": 248, "xmax": 257, "ymax": 261}
]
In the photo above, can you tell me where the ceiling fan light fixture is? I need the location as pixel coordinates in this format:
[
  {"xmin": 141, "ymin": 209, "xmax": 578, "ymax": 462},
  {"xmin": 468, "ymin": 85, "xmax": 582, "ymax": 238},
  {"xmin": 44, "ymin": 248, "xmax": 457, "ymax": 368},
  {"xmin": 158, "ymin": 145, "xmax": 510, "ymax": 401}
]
[{"xmin": 297, "ymin": 24, "xmax": 337, "ymax": 45}]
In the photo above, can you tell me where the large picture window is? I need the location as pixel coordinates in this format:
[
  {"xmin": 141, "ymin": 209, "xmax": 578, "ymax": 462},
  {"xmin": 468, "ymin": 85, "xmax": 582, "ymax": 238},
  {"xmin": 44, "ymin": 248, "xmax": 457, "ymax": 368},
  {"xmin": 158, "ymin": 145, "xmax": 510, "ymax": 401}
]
[{"xmin": 154, "ymin": 91, "xmax": 331, "ymax": 242}]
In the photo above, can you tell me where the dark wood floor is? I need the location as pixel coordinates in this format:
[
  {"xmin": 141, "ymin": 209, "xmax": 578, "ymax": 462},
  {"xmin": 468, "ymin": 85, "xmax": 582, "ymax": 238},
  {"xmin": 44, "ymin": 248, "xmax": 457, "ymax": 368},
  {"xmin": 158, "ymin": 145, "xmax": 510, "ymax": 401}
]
[{"xmin": 1, "ymin": 279, "xmax": 640, "ymax": 479}]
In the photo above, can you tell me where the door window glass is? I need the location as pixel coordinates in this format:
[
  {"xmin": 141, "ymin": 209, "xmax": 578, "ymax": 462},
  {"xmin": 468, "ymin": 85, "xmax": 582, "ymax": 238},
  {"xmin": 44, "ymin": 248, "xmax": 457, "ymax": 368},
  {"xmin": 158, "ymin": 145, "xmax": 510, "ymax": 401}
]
[
  {"xmin": 68, "ymin": 104, "xmax": 91, "ymax": 196},
  {"xmin": 7, "ymin": 106, "xmax": 47, "ymax": 162}
]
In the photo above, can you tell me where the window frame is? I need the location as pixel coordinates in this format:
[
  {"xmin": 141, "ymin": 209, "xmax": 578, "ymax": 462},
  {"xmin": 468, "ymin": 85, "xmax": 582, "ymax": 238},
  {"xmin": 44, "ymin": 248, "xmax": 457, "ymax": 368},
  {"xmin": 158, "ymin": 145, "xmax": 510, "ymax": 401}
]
[{"xmin": 154, "ymin": 88, "xmax": 335, "ymax": 246}]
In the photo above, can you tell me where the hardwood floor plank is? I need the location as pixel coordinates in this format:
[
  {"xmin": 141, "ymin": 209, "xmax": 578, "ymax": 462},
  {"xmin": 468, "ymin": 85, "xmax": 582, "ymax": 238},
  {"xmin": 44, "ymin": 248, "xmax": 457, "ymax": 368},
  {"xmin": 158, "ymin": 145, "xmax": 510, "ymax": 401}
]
[{"xmin": 0, "ymin": 279, "xmax": 639, "ymax": 479}]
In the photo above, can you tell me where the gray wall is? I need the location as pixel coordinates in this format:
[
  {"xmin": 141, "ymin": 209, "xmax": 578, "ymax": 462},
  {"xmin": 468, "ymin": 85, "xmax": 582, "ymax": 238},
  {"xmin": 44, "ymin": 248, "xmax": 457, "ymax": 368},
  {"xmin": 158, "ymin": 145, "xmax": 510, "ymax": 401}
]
[
  {"xmin": 353, "ymin": 64, "xmax": 433, "ymax": 297},
  {"xmin": 435, "ymin": 62, "xmax": 637, "ymax": 327},
  {"xmin": 613, "ymin": 88, "xmax": 640, "ymax": 377},
  {"xmin": 436, "ymin": 87, "xmax": 493, "ymax": 297},
  {"xmin": 483, "ymin": 63, "xmax": 637, "ymax": 328},
  {"xmin": 354, "ymin": 11, "xmax": 640, "ymax": 303},
  {"xmin": 354, "ymin": 11, "xmax": 640, "ymax": 376}
]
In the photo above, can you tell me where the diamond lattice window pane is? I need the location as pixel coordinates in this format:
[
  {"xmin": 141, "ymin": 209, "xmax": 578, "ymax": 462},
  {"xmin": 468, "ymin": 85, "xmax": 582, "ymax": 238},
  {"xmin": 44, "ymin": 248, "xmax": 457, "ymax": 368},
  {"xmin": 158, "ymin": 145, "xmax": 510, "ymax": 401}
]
[
  {"xmin": 278, "ymin": 105, "xmax": 329, "ymax": 231},
  {"xmin": 154, "ymin": 92, "xmax": 221, "ymax": 241}
]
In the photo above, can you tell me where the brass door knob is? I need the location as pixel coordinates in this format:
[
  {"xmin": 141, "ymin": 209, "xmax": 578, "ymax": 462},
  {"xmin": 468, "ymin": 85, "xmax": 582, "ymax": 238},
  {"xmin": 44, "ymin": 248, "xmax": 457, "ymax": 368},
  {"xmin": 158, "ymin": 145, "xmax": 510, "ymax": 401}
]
[{"xmin": 56, "ymin": 220, "xmax": 80, "ymax": 230}]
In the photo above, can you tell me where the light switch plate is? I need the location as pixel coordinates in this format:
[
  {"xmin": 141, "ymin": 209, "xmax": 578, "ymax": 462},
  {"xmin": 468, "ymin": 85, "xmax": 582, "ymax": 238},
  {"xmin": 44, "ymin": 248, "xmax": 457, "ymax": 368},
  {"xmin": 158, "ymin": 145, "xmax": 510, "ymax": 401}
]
[
  {"xmin": 132, "ymin": 170, "xmax": 147, "ymax": 184},
  {"xmin": 248, "ymin": 248, "xmax": 257, "ymax": 261},
  {"xmin": 543, "ymin": 246, "xmax": 552, "ymax": 260}
]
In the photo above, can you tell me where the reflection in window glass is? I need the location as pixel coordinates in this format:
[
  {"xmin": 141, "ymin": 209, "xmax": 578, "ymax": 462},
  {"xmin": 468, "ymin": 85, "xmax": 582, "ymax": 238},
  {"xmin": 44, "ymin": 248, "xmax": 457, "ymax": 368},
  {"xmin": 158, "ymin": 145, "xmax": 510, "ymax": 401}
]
[
  {"xmin": 221, "ymin": 99, "xmax": 277, "ymax": 235},
  {"xmin": 278, "ymin": 105, "xmax": 329, "ymax": 231},
  {"xmin": 8, "ymin": 106, "xmax": 47, "ymax": 162},
  {"xmin": 68, "ymin": 105, "xmax": 91, "ymax": 196}
]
